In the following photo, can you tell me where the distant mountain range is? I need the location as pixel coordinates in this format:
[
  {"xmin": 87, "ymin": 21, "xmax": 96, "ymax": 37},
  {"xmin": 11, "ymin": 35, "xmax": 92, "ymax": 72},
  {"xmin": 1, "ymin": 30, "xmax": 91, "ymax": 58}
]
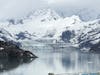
[{"xmin": 0, "ymin": 9, "xmax": 100, "ymax": 52}]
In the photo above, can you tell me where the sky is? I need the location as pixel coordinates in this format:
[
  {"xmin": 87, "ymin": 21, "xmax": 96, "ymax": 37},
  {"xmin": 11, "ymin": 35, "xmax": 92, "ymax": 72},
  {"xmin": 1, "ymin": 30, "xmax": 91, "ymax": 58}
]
[{"xmin": 0, "ymin": 0, "xmax": 100, "ymax": 20}]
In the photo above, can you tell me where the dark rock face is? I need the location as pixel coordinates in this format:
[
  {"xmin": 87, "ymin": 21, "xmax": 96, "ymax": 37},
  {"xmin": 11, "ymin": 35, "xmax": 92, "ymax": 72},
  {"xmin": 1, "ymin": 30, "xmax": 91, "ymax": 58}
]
[
  {"xmin": 79, "ymin": 41, "xmax": 93, "ymax": 49},
  {"xmin": 61, "ymin": 30, "xmax": 75, "ymax": 43},
  {"xmin": 90, "ymin": 42, "xmax": 100, "ymax": 53},
  {"xmin": 16, "ymin": 32, "xmax": 32, "ymax": 40},
  {"xmin": 0, "ymin": 41, "xmax": 37, "ymax": 59},
  {"xmin": 0, "ymin": 41, "xmax": 37, "ymax": 72},
  {"xmin": 79, "ymin": 41, "xmax": 100, "ymax": 53}
]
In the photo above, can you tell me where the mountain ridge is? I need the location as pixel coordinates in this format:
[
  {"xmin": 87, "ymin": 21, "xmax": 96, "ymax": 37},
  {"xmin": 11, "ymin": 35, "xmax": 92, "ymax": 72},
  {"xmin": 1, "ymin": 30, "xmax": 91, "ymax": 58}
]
[{"xmin": 0, "ymin": 9, "xmax": 100, "ymax": 52}]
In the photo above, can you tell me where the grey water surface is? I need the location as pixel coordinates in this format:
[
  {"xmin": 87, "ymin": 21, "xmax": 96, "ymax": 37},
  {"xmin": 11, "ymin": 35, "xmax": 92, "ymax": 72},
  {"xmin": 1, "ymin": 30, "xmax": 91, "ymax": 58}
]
[{"xmin": 0, "ymin": 44, "xmax": 100, "ymax": 75}]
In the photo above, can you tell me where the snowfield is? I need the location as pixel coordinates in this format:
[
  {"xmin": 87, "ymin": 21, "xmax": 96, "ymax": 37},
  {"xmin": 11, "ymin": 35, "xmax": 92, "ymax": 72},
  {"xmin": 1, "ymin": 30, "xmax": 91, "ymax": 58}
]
[{"xmin": 0, "ymin": 9, "xmax": 100, "ymax": 52}]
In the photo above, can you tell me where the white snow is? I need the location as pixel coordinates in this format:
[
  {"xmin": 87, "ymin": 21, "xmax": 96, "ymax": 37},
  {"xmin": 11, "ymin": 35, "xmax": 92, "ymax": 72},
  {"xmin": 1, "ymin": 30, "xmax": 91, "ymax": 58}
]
[{"xmin": 0, "ymin": 9, "xmax": 100, "ymax": 51}]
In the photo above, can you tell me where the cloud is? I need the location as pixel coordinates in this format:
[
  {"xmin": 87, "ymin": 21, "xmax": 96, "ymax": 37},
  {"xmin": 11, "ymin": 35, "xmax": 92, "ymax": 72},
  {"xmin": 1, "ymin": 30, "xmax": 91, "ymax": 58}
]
[
  {"xmin": 0, "ymin": 0, "xmax": 100, "ymax": 20},
  {"xmin": 43, "ymin": 0, "xmax": 66, "ymax": 4},
  {"xmin": 0, "ymin": 0, "xmax": 47, "ymax": 20}
]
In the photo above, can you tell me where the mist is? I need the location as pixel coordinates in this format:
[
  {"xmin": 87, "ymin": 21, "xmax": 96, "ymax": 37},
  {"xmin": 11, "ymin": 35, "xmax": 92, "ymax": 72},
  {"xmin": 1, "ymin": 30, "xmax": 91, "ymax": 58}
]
[{"xmin": 0, "ymin": 0, "xmax": 100, "ymax": 21}]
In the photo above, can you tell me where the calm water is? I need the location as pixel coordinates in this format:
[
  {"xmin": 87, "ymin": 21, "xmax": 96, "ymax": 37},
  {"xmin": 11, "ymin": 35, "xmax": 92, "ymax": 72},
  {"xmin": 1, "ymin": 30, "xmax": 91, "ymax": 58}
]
[{"xmin": 0, "ymin": 44, "xmax": 100, "ymax": 75}]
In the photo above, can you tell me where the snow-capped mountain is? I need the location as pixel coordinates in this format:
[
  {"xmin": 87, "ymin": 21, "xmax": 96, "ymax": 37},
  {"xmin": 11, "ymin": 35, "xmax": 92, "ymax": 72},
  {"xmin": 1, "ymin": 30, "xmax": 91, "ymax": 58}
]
[
  {"xmin": 6, "ymin": 9, "xmax": 61, "ymax": 25},
  {"xmin": 0, "ymin": 9, "xmax": 100, "ymax": 52},
  {"xmin": 58, "ymin": 8, "xmax": 100, "ymax": 21},
  {"xmin": 76, "ymin": 8, "xmax": 99, "ymax": 21},
  {"xmin": 27, "ymin": 9, "xmax": 61, "ymax": 22}
]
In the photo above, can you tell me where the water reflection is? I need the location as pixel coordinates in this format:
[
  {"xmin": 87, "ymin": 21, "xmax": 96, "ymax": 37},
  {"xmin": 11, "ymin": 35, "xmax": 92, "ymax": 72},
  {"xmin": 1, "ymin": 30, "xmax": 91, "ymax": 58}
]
[
  {"xmin": 61, "ymin": 51, "xmax": 100, "ymax": 73},
  {"xmin": 0, "ymin": 57, "xmax": 36, "ymax": 73},
  {"xmin": 0, "ymin": 47, "xmax": 100, "ymax": 75}
]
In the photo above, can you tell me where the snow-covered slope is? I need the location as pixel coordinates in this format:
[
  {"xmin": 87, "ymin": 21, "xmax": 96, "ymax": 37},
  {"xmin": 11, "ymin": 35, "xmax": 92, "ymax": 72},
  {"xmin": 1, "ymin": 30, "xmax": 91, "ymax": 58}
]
[
  {"xmin": 0, "ymin": 9, "xmax": 100, "ymax": 52},
  {"xmin": 27, "ymin": 9, "xmax": 61, "ymax": 22},
  {"xmin": 6, "ymin": 9, "xmax": 61, "ymax": 25}
]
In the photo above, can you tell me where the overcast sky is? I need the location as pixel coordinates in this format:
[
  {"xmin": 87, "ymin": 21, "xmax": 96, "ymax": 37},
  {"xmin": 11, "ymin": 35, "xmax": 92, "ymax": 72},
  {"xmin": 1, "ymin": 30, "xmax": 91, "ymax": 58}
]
[{"xmin": 0, "ymin": 0, "xmax": 100, "ymax": 20}]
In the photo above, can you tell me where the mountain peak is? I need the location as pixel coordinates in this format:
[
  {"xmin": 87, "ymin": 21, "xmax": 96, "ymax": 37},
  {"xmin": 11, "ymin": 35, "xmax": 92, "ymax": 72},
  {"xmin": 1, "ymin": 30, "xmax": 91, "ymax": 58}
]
[
  {"xmin": 27, "ymin": 9, "xmax": 61, "ymax": 22},
  {"xmin": 5, "ymin": 9, "xmax": 61, "ymax": 25}
]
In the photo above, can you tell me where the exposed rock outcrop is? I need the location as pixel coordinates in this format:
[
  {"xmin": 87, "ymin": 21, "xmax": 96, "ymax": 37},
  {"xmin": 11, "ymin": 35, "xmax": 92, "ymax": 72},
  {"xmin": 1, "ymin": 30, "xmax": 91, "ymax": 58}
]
[{"xmin": 0, "ymin": 41, "xmax": 37, "ymax": 59}]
